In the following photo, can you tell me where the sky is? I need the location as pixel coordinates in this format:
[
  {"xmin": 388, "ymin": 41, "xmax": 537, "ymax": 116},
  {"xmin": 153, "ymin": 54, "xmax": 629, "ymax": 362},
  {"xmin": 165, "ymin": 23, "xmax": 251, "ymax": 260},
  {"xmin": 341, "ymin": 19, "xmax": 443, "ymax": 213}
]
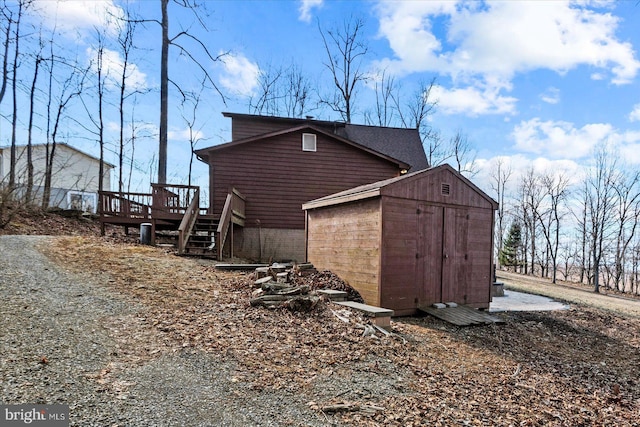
[{"xmin": 2, "ymin": 0, "xmax": 640, "ymax": 199}]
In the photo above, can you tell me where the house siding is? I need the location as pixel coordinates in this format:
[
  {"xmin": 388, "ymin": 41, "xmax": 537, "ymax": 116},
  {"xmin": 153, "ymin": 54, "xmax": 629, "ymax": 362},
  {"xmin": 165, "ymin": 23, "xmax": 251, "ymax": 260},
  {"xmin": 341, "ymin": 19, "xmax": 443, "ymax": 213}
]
[
  {"xmin": 1, "ymin": 144, "xmax": 113, "ymax": 212},
  {"xmin": 2, "ymin": 144, "xmax": 111, "ymax": 193},
  {"xmin": 229, "ymin": 115, "xmax": 337, "ymax": 141},
  {"xmin": 209, "ymin": 129, "xmax": 400, "ymax": 230}
]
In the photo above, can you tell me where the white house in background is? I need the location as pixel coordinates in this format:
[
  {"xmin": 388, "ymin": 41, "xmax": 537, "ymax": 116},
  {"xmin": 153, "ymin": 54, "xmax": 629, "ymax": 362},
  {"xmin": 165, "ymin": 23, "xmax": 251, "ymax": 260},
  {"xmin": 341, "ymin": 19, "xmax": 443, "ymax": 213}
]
[{"xmin": 0, "ymin": 143, "xmax": 114, "ymax": 213}]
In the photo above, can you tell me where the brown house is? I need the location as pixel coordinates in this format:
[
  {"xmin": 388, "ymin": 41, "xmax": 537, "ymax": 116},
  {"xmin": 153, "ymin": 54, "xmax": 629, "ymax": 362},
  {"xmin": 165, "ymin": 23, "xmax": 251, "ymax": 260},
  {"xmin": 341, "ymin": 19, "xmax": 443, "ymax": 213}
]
[
  {"xmin": 303, "ymin": 164, "xmax": 498, "ymax": 316},
  {"xmin": 195, "ymin": 112, "xmax": 428, "ymax": 261}
]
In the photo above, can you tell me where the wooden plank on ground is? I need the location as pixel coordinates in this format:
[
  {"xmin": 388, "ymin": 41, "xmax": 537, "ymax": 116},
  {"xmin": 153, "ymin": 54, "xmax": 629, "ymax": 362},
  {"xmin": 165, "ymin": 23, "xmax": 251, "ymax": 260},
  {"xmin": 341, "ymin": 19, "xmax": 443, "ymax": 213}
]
[
  {"xmin": 418, "ymin": 304, "xmax": 504, "ymax": 326},
  {"xmin": 334, "ymin": 301, "xmax": 394, "ymax": 317},
  {"xmin": 215, "ymin": 263, "xmax": 269, "ymax": 271}
]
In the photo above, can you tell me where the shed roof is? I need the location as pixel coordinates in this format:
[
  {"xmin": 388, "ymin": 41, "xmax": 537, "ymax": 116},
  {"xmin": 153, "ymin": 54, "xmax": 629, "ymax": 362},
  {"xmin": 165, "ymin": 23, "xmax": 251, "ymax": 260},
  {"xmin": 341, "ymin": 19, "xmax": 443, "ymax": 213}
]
[
  {"xmin": 196, "ymin": 112, "xmax": 428, "ymax": 172},
  {"xmin": 302, "ymin": 164, "xmax": 498, "ymax": 210}
]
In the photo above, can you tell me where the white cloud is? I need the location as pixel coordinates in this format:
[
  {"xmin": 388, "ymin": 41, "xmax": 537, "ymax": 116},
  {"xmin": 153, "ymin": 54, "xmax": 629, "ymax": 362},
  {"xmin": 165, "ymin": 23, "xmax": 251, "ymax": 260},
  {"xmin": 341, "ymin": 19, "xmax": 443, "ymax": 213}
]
[
  {"xmin": 474, "ymin": 154, "xmax": 583, "ymax": 196},
  {"xmin": 432, "ymin": 83, "xmax": 517, "ymax": 116},
  {"xmin": 376, "ymin": 1, "xmax": 639, "ymax": 83},
  {"xmin": 374, "ymin": 0, "xmax": 640, "ymax": 117},
  {"xmin": 512, "ymin": 118, "xmax": 612, "ymax": 159},
  {"xmin": 299, "ymin": 0, "xmax": 323, "ymax": 23},
  {"xmin": 540, "ymin": 87, "xmax": 560, "ymax": 105},
  {"xmin": 168, "ymin": 128, "xmax": 205, "ymax": 142},
  {"xmin": 33, "ymin": 0, "xmax": 124, "ymax": 37},
  {"xmin": 86, "ymin": 48, "xmax": 147, "ymax": 91},
  {"xmin": 629, "ymin": 104, "xmax": 640, "ymax": 122},
  {"xmin": 510, "ymin": 118, "xmax": 640, "ymax": 165},
  {"xmin": 219, "ymin": 53, "xmax": 260, "ymax": 97}
]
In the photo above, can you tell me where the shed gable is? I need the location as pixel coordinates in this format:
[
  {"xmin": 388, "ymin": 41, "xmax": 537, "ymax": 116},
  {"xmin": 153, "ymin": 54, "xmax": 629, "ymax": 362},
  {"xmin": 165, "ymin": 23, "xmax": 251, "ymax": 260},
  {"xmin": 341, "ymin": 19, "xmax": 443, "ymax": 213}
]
[{"xmin": 381, "ymin": 165, "xmax": 496, "ymax": 210}]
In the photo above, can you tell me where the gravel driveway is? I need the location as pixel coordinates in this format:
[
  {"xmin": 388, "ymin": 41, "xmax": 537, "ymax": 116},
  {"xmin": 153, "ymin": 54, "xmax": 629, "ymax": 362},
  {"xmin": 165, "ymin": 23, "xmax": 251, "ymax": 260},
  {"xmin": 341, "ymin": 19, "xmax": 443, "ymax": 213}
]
[{"xmin": 0, "ymin": 236, "xmax": 330, "ymax": 426}]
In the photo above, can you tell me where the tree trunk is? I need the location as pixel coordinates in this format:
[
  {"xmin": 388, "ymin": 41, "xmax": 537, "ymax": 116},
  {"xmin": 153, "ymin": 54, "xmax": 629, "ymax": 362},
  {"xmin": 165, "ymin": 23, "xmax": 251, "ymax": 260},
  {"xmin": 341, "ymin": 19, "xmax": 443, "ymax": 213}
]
[
  {"xmin": 9, "ymin": 2, "xmax": 22, "ymax": 191},
  {"xmin": 26, "ymin": 56, "xmax": 40, "ymax": 204},
  {"xmin": 158, "ymin": 0, "xmax": 169, "ymax": 184}
]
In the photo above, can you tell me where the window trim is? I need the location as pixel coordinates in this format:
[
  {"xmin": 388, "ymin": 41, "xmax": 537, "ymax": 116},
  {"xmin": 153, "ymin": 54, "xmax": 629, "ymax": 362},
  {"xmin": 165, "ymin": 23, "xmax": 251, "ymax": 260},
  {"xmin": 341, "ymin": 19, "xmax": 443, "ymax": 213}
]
[{"xmin": 302, "ymin": 133, "xmax": 317, "ymax": 152}]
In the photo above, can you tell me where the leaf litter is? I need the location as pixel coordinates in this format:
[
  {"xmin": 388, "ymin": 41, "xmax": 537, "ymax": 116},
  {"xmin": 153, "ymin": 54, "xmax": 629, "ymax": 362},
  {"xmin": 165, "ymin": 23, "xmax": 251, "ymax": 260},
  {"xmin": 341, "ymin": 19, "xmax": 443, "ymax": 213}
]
[{"xmin": 43, "ymin": 236, "xmax": 640, "ymax": 426}]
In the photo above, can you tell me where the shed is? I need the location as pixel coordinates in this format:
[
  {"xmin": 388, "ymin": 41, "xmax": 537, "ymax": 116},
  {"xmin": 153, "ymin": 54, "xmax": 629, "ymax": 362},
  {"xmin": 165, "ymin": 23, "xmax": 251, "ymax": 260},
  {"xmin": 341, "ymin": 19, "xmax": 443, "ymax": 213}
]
[{"xmin": 302, "ymin": 164, "xmax": 498, "ymax": 316}]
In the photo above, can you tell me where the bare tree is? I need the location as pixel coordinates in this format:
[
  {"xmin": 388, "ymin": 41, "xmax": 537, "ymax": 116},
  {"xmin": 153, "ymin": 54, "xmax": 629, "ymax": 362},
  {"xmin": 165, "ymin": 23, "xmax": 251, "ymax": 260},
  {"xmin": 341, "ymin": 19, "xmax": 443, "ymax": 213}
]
[
  {"xmin": 249, "ymin": 62, "xmax": 283, "ymax": 116},
  {"xmin": 518, "ymin": 168, "xmax": 546, "ymax": 275},
  {"xmin": 538, "ymin": 171, "xmax": 570, "ymax": 283},
  {"xmin": 115, "ymin": 7, "xmax": 145, "ymax": 193},
  {"xmin": 157, "ymin": 0, "xmax": 226, "ymax": 184},
  {"xmin": 0, "ymin": 1, "xmax": 12, "ymax": 106},
  {"xmin": 42, "ymin": 64, "xmax": 86, "ymax": 209},
  {"xmin": 448, "ymin": 130, "xmax": 478, "ymax": 177},
  {"xmin": 365, "ymin": 69, "xmax": 396, "ymax": 127},
  {"xmin": 318, "ymin": 16, "xmax": 368, "ymax": 123},
  {"xmin": 490, "ymin": 158, "xmax": 513, "ymax": 268},
  {"xmin": 282, "ymin": 63, "xmax": 312, "ymax": 118},
  {"xmin": 612, "ymin": 167, "xmax": 640, "ymax": 291},
  {"xmin": 583, "ymin": 144, "xmax": 619, "ymax": 293},
  {"xmin": 25, "ymin": 32, "xmax": 45, "ymax": 204},
  {"xmin": 179, "ymin": 82, "xmax": 208, "ymax": 187},
  {"xmin": 249, "ymin": 61, "xmax": 312, "ymax": 118},
  {"xmin": 8, "ymin": 0, "xmax": 25, "ymax": 191}
]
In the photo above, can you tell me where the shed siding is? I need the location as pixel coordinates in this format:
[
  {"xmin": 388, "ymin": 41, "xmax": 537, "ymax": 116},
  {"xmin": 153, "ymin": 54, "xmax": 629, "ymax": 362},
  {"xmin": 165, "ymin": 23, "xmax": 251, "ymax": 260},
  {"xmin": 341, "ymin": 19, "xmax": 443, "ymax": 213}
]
[
  {"xmin": 379, "ymin": 197, "xmax": 419, "ymax": 312},
  {"xmin": 306, "ymin": 199, "xmax": 381, "ymax": 306},
  {"xmin": 210, "ymin": 130, "xmax": 399, "ymax": 229}
]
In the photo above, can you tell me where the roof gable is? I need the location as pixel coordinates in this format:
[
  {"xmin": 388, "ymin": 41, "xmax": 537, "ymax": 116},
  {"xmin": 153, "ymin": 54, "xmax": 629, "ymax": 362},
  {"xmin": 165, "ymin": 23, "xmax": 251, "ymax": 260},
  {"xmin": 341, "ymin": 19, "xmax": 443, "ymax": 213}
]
[
  {"xmin": 0, "ymin": 143, "xmax": 115, "ymax": 169},
  {"xmin": 195, "ymin": 123, "xmax": 411, "ymax": 170},
  {"xmin": 198, "ymin": 112, "xmax": 427, "ymax": 171}
]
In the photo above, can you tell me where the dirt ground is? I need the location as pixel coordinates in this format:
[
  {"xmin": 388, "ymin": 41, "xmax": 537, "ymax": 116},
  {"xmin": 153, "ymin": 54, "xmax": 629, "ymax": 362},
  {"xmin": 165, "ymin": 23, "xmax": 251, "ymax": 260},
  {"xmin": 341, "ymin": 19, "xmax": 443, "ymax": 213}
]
[{"xmin": 32, "ymin": 235, "xmax": 640, "ymax": 426}]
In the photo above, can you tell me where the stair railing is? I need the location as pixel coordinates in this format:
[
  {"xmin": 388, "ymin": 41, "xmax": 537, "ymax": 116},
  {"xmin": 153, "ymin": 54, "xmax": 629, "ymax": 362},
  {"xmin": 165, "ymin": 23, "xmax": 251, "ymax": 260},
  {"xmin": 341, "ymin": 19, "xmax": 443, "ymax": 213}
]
[
  {"xmin": 216, "ymin": 188, "xmax": 246, "ymax": 259},
  {"xmin": 177, "ymin": 189, "xmax": 200, "ymax": 255}
]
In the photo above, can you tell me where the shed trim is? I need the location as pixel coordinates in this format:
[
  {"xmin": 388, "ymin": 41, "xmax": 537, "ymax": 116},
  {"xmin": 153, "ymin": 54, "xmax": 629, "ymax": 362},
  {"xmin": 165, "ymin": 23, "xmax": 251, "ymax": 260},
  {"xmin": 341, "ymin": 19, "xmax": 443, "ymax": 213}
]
[
  {"xmin": 303, "ymin": 164, "xmax": 498, "ymax": 211},
  {"xmin": 302, "ymin": 188, "xmax": 380, "ymax": 210}
]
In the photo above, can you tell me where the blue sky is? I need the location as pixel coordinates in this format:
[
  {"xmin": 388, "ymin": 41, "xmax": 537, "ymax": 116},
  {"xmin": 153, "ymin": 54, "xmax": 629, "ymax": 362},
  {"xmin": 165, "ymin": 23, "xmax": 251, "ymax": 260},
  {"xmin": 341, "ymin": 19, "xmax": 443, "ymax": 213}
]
[{"xmin": 2, "ymin": 0, "xmax": 640, "ymax": 197}]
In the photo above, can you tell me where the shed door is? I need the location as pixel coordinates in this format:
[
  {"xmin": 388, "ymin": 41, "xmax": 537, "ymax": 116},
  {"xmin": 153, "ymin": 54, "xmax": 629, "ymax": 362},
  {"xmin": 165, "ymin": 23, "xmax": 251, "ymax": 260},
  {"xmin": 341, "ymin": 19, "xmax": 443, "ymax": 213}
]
[
  {"xmin": 441, "ymin": 207, "xmax": 470, "ymax": 303},
  {"xmin": 418, "ymin": 205, "xmax": 470, "ymax": 305},
  {"xmin": 417, "ymin": 204, "xmax": 444, "ymax": 304}
]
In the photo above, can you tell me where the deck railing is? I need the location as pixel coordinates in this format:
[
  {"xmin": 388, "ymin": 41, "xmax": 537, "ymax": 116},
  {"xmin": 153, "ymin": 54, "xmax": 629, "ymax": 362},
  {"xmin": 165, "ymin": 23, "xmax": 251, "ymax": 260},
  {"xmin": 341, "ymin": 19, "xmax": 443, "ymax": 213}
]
[
  {"xmin": 150, "ymin": 183, "xmax": 200, "ymax": 219},
  {"xmin": 177, "ymin": 189, "xmax": 200, "ymax": 255},
  {"xmin": 100, "ymin": 184, "xmax": 200, "ymax": 222},
  {"xmin": 100, "ymin": 191, "xmax": 153, "ymax": 219},
  {"xmin": 217, "ymin": 188, "xmax": 246, "ymax": 259}
]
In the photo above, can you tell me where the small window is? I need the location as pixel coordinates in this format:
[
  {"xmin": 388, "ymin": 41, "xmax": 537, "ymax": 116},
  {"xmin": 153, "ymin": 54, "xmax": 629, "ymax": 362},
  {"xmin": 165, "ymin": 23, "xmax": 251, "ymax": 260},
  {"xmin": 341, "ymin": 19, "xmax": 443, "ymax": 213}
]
[
  {"xmin": 441, "ymin": 183, "xmax": 451, "ymax": 196},
  {"xmin": 67, "ymin": 191, "xmax": 97, "ymax": 213},
  {"xmin": 302, "ymin": 133, "xmax": 317, "ymax": 152}
]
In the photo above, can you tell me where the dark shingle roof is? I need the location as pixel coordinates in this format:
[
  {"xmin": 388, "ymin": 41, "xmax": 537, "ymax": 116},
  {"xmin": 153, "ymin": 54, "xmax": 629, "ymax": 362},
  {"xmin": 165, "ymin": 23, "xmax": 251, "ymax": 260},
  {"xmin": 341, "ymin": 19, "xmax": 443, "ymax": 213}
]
[{"xmin": 338, "ymin": 124, "xmax": 429, "ymax": 171}]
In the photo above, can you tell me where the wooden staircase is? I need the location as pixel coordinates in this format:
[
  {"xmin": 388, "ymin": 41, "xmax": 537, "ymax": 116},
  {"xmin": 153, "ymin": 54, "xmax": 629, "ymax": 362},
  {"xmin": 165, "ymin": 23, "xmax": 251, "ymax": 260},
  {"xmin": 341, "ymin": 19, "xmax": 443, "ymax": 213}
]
[
  {"xmin": 181, "ymin": 216, "xmax": 219, "ymax": 258},
  {"xmin": 177, "ymin": 188, "xmax": 245, "ymax": 260}
]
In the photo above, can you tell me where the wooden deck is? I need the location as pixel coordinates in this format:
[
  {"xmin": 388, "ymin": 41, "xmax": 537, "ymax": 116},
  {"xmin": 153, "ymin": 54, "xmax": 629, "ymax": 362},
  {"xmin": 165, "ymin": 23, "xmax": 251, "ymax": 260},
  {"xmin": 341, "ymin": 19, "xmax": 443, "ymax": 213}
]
[
  {"xmin": 419, "ymin": 303, "xmax": 504, "ymax": 326},
  {"xmin": 99, "ymin": 184, "xmax": 245, "ymax": 259}
]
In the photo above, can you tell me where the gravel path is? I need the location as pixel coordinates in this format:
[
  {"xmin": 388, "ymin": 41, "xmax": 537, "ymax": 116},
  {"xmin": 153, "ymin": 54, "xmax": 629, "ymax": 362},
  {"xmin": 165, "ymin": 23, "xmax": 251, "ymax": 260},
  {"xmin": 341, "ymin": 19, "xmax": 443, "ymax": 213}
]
[{"xmin": 0, "ymin": 236, "xmax": 331, "ymax": 426}]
